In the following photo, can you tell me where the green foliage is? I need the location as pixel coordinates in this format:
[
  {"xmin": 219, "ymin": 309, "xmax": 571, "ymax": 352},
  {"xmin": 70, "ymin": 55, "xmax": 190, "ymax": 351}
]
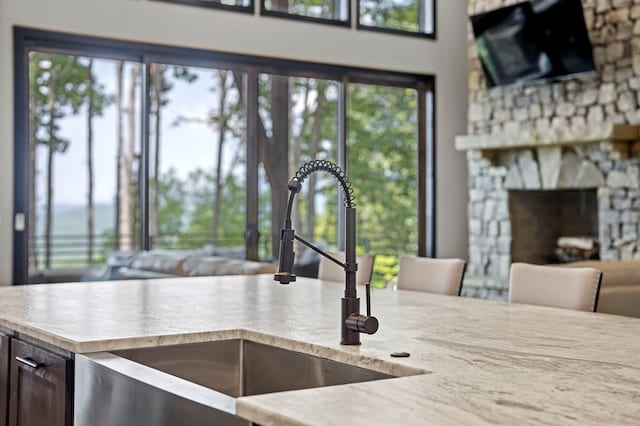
[
  {"xmin": 27, "ymin": 53, "xmax": 421, "ymax": 282},
  {"xmin": 348, "ymin": 84, "xmax": 418, "ymax": 287},
  {"xmin": 370, "ymin": 254, "xmax": 399, "ymax": 288},
  {"xmin": 180, "ymin": 168, "xmax": 245, "ymax": 247},
  {"xmin": 29, "ymin": 53, "xmax": 94, "ymax": 152},
  {"xmin": 100, "ymin": 229, "xmax": 116, "ymax": 256},
  {"xmin": 157, "ymin": 169, "xmax": 189, "ymax": 237},
  {"xmin": 153, "ymin": 167, "xmax": 246, "ymax": 249},
  {"xmin": 266, "ymin": 0, "xmax": 326, "ymax": 18},
  {"xmin": 151, "ymin": 64, "xmax": 199, "ymax": 110},
  {"xmin": 29, "ymin": 53, "xmax": 111, "ymax": 161},
  {"xmin": 257, "ymin": 76, "xmax": 341, "ymax": 253},
  {"xmin": 289, "ymin": 0, "xmax": 334, "ymax": 19},
  {"xmin": 257, "ymin": 77, "xmax": 418, "ymax": 288},
  {"xmin": 360, "ymin": 0, "xmax": 419, "ymax": 32}
]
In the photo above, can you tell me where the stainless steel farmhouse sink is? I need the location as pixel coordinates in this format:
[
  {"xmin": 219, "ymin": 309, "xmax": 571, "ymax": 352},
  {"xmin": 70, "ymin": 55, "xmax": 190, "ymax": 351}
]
[{"xmin": 75, "ymin": 339, "xmax": 410, "ymax": 426}]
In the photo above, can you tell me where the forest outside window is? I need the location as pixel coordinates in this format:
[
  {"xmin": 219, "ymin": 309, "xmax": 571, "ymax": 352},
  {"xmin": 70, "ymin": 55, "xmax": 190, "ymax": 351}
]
[
  {"xmin": 27, "ymin": 53, "xmax": 143, "ymax": 276},
  {"xmin": 347, "ymin": 83, "xmax": 419, "ymax": 286},
  {"xmin": 148, "ymin": 64, "xmax": 247, "ymax": 253},
  {"xmin": 358, "ymin": 0, "xmax": 435, "ymax": 37},
  {"xmin": 14, "ymin": 30, "xmax": 433, "ymax": 286},
  {"xmin": 261, "ymin": 0, "xmax": 349, "ymax": 25},
  {"xmin": 257, "ymin": 74, "xmax": 340, "ymax": 263}
]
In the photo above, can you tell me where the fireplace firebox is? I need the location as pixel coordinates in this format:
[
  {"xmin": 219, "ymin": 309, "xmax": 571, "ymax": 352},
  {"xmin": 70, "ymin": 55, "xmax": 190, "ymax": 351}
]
[{"xmin": 509, "ymin": 189, "xmax": 598, "ymax": 265}]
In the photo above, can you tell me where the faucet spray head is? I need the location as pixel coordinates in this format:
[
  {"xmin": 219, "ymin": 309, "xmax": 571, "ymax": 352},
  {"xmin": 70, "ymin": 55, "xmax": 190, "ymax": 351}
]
[
  {"xmin": 274, "ymin": 221, "xmax": 296, "ymax": 284},
  {"xmin": 287, "ymin": 179, "xmax": 302, "ymax": 193}
]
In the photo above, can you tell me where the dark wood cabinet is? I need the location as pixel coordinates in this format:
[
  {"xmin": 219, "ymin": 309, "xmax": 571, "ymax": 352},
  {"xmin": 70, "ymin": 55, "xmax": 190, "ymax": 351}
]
[
  {"xmin": 0, "ymin": 335, "xmax": 9, "ymax": 426},
  {"xmin": 8, "ymin": 339, "xmax": 72, "ymax": 426}
]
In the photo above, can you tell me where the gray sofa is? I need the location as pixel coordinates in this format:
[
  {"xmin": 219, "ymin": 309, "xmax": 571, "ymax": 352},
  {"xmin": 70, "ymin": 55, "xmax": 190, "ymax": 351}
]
[{"xmin": 98, "ymin": 248, "xmax": 276, "ymax": 280}]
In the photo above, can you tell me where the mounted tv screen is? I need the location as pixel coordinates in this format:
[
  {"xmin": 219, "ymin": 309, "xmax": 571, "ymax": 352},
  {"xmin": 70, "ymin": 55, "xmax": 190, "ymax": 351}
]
[{"xmin": 470, "ymin": 0, "xmax": 596, "ymax": 88}]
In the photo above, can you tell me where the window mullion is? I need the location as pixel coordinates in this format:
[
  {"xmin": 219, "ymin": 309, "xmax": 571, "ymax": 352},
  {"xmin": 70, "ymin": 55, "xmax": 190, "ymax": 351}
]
[
  {"xmin": 337, "ymin": 78, "xmax": 347, "ymax": 251},
  {"xmin": 246, "ymin": 70, "xmax": 260, "ymax": 260},
  {"xmin": 425, "ymin": 87, "xmax": 435, "ymax": 257},
  {"xmin": 418, "ymin": 84, "xmax": 427, "ymax": 256},
  {"xmin": 141, "ymin": 58, "xmax": 152, "ymax": 251}
]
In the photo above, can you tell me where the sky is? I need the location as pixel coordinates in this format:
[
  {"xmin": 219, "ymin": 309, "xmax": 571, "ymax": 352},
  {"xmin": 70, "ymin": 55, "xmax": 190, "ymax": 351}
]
[
  {"xmin": 31, "ymin": 53, "xmax": 344, "ymax": 243},
  {"xmin": 34, "ymin": 58, "xmax": 240, "ymax": 207}
]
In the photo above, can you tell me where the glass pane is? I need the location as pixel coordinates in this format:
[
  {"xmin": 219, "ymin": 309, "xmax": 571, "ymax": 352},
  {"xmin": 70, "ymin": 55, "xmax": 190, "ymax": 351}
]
[
  {"xmin": 347, "ymin": 83, "xmax": 418, "ymax": 287},
  {"xmin": 217, "ymin": 0, "xmax": 251, "ymax": 6},
  {"xmin": 28, "ymin": 51, "xmax": 142, "ymax": 282},
  {"xmin": 359, "ymin": 0, "xmax": 434, "ymax": 33},
  {"xmin": 258, "ymin": 74, "xmax": 340, "ymax": 273},
  {"xmin": 161, "ymin": 0, "xmax": 251, "ymax": 8},
  {"xmin": 149, "ymin": 64, "xmax": 247, "ymax": 258},
  {"xmin": 264, "ymin": 0, "xmax": 348, "ymax": 21}
]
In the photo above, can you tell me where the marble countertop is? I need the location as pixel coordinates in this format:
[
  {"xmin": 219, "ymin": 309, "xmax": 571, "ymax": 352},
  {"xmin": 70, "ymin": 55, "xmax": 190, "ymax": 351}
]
[{"xmin": 1, "ymin": 275, "xmax": 639, "ymax": 425}]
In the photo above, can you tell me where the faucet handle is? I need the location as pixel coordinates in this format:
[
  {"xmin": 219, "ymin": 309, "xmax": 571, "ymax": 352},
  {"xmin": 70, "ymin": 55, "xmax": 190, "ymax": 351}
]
[
  {"xmin": 345, "ymin": 282, "xmax": 379, "ymax": 335},
  {"xmin": 345, "ymin": 314, "xmax": 379, "ymax": 335}
]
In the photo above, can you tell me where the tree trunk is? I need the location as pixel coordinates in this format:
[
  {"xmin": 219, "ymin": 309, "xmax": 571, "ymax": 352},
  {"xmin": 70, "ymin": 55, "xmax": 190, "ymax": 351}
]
[
  {"xmin": 44, "ymin": 67, "xmax": 58, "ymax": 270},
  {"xmin": 305, "ymin": 83, "xmax": 325, "ymax": 241},
  {"xmin": 86, "ymin": 59, "xmax": 95, "ymax": 266},
  {"xmin": 290, "ymin": 80, "xmax": 310, "ymax": 238},
  {"xmin": 115, "ymin": 61, "xmax": 124, "ymax": 251},
  {"xmin": 264, "ymin": 76, "xmax": 290, "ymax": 259},
  {"xmin": 231, "ymin": 71, "xmax": 289, "ymax": 259},
  {"xmin": 120, "ymin": 64, "xmax": 140, "ymax": 251},
  {"xmin": 212, "ymin": 70, "xmax": 229, "ymax": 246}
]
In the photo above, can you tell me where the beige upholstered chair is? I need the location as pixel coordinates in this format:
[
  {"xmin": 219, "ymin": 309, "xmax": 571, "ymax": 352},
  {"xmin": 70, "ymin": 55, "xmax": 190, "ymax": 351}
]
[
  {"xmin": 318, "ymin": 252, "xmax": 375, "ymax": 285},
  {"xmin": 508, "ymin": 262, "xmax": 602, "ymax": 312},
  {"xmin": 396, "ymin": 256, "xmax": 466, "ymax": 295},
  {"xmin": 562, "ymin": 260, "xmax": 640, "ymax": 318}
]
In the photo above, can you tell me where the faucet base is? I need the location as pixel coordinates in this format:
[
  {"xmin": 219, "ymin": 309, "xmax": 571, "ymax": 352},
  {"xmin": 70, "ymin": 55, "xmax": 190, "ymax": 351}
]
[{"xmin": 341, "ymin": 297, "xmax": 361, "ymax": 345}]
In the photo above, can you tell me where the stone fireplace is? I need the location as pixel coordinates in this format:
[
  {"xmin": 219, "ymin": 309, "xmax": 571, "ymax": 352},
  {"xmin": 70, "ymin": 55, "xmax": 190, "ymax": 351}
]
[
  {"xmin": 459, "ymin": 0, "xmax": 640, "ymax": 299},
  {"xmin": 458, "ymin": 132, "xmax": 640, "ymax": 299}
]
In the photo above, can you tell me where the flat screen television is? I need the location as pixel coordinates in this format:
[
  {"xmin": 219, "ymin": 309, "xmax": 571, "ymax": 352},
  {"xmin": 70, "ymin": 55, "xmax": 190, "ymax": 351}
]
[{"xmin": 470, "ymin": 0, "xmax": 596, "ymax": 88}]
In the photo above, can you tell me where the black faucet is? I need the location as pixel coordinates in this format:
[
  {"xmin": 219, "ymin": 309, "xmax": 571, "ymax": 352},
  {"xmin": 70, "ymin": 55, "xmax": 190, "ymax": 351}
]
[{"xmin": 274, "ymin": 160, "xmax": 379, "ymax": 345}]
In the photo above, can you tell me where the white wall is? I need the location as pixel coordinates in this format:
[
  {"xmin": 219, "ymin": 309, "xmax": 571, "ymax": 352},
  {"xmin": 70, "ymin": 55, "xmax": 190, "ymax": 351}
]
[{"xmin": 0, "ymin": 0, "xmax": 468, "ymax": 285}]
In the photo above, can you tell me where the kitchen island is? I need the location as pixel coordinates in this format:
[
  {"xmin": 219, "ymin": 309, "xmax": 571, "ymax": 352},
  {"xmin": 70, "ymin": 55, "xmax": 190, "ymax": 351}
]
[{"xmin": 0, "ymin": 275, "xmax": 639, "ymax": 425}]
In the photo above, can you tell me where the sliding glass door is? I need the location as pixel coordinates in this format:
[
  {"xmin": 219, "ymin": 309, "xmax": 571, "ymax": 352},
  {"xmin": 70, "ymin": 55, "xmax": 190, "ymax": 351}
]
[
  {"xmin": 14, "ymin": 29, "xmax": 434, "ymax": 286},
  {"xmin": 27, "ymin": 52, "xmax": 142, "ymax": 282}
]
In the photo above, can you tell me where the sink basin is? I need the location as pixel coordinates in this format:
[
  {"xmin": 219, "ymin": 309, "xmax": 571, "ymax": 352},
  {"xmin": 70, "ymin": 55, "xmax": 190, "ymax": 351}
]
[
  {"xmin": 75, "ymin": 339, "xmax": 410, "ymax": 426},
  {"xmin": 113, "ymin": 339, "xmax": 393, "ymax": 397}
]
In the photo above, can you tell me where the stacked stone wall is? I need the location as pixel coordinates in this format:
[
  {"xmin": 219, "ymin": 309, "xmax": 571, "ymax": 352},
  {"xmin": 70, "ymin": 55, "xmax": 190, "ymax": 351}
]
[
  {"xmin": 468, "ymin": 0, "xmax": 640, "ymax": 138},
  {"xmin": 463, "ymin": 1, "xmax": 640, "ymax": 299},
  {"xmin": 467, "ymin": 145, "xmax": 640, "ymax": 279}
]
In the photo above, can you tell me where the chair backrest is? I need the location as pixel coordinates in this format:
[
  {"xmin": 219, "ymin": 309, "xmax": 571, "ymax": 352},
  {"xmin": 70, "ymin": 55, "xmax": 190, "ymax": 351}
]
[
  {"xmin": 508, "ymin": 262, "xmax": 602, "ymax": 312},
  {"xmin": 396, "ymin": 256, "xmax": 466, "ymax": 295},
  {"xmin": 318, "ymin": 252, "xmax": 375, "ymax": 286},
  {"xmin": 562, "ymin": 260, "xmax": 640, "ymax": 318}
]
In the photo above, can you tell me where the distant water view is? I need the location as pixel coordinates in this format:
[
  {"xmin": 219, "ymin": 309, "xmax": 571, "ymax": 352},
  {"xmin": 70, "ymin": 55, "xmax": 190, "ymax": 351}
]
[{"xmin": 35, "ymin": 203, "xmax": 115, "ymax": 237}]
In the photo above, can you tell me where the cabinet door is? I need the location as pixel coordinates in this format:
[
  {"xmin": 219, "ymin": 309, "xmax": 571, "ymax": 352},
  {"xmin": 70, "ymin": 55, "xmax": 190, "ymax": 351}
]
[
  {"xmin": 0, "ymin": 335, "xmax": 9, "ymax": 426},
  {"xmin": 9, "ymin": 339, "xmax": 72, "ymax": 426}
]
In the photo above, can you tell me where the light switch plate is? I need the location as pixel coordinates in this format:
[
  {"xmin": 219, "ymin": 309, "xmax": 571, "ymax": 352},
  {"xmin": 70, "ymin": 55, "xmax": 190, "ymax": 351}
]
[{"xmin": 15, "ymin": 213, "xmax": 25, "ymax": 231}]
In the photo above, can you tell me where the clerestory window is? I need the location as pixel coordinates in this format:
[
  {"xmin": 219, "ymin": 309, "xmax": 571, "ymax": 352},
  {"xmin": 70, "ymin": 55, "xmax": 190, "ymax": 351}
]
[{"xmin": 358, "ymin": 0, "xmax": 435, "ymax": 37}]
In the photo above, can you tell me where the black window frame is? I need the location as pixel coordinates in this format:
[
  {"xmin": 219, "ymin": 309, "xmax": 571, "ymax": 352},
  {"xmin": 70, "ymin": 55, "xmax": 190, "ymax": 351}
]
[
  {"xmin": 260, "ymin": 0, "xmax": 351, "ymax": 27},
  {"xmin": 150, "ymin": 0, "xmax": 254, "ymax": 14},
  {"xmin": 12, "ymin": 26, "xmax": 435, "ymax": 284},
  {"xmin": 356, "ymin": 0, "xmax": 436, "ymax": 39}
]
